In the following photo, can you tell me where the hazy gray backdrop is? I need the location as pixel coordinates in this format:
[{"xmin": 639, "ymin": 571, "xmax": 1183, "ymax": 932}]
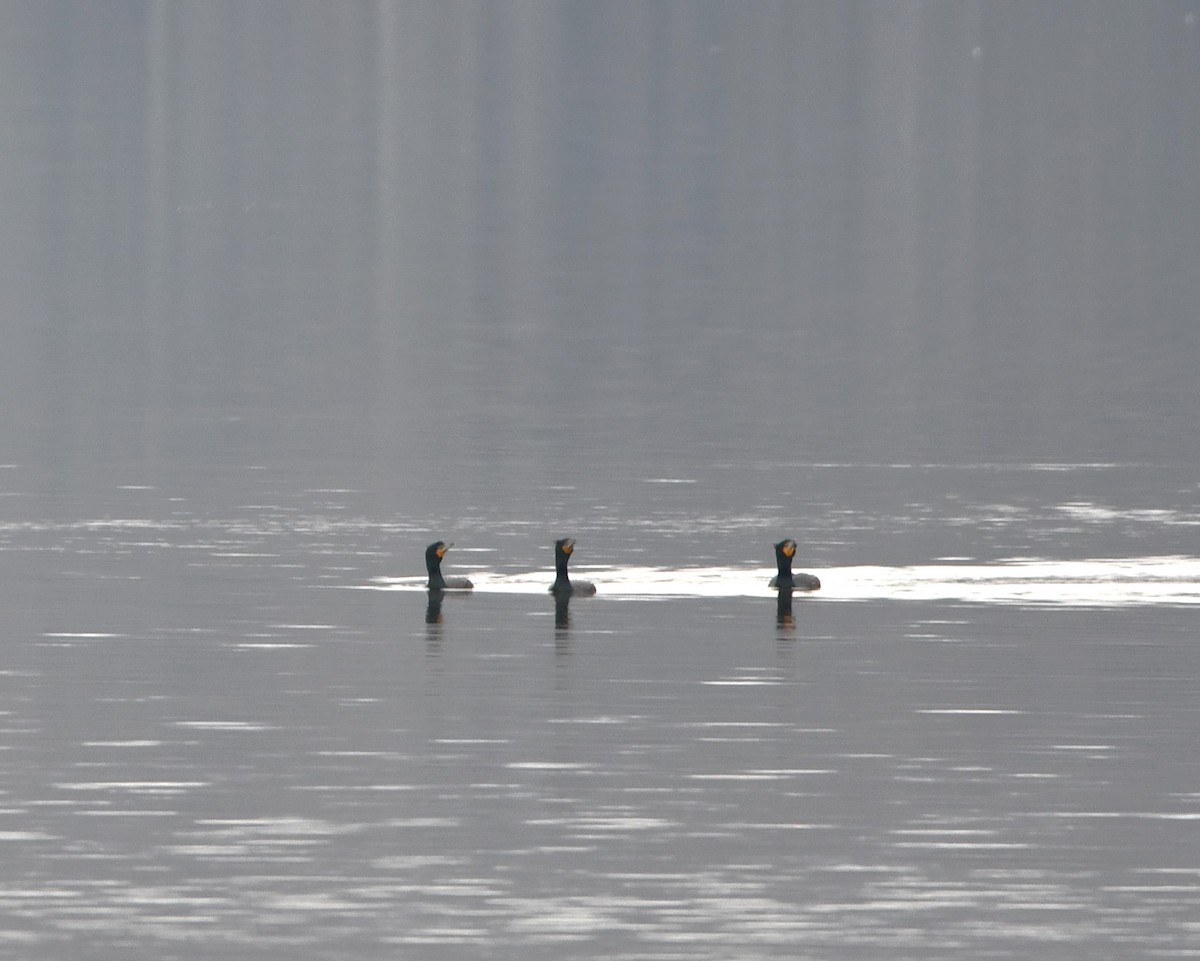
[
  {"xmin": 2, "ymin": 4, "xmax": 1200, "ymax": 959},
  {"xmin": 3, "ymin": 1, "xmax": 1198, "ymax": 512}
]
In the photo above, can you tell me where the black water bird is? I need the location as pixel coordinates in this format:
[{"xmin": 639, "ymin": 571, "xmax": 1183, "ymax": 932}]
[
  {"xmin": 549, "ymin": 538, "xmax": 597, "ymax": 595},
  {"xmin": 769, "ymin": 538, "xmax": 820, "ymax": 591},
  {"xmin": 425, "ymin": 541, "xmax": 473, "ymax": 591}
]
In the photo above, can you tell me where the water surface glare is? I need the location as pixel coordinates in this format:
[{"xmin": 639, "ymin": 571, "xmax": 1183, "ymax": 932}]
[
  {"xmin": 5, "ymin": 556, "xmax": 1198, "ymax": 959},
  {"xmin": 4, "ymin": 1, "xmax": 1200, "ymax": 954},
  {"xmin": 366, "ymin": 556, "xmax": 1200, "ymax": 607}
]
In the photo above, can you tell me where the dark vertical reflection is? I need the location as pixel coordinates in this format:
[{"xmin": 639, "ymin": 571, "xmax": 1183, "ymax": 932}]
[
  {"xmin": 775, "ymin": 589, "xmax": 794, "ymax": 631},
  {"xmin": 425, "ymin": 588, "xmax": 445, "ymax": 624},
  {"xmin": 554, "ymin": 591, "xmax": 572, "ymax": 634},
  {"xmin": 144, "ymin": 0, "xmax": 170, "ymax": 478}
]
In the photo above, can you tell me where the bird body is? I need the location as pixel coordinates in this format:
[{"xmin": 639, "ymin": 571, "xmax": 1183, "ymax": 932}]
[
  {"xmin": 769, "ymin": 538, "xmax": 820, "ymax": 591},
  {"xmin": 425, "ymin": 541, "xmax": 474, "ymax": 591},
  {"xmin": 549, "ymin": 538, "xmax": 597, "ymax": 595}
]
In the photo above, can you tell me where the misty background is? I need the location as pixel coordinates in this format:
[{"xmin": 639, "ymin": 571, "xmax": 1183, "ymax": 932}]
[{"xmin": 2, "ymin": 2, "xmax": 1198, "ymax": 517}]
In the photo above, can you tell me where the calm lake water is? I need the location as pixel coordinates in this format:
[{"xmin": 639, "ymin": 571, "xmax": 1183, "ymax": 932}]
[{"xmin": 2, "ymin": 3, "xmax": 1200, "ymax": 959}]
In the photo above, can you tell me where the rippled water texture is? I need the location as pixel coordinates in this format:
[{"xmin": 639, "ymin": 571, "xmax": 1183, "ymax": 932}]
[
  {"xmin": 1, "ymin": 470, "xmax": 1199, "ymax": 959},
  {"xmin": 4, "ymin": 2, "xmax": 1200, "ymax": 957}
]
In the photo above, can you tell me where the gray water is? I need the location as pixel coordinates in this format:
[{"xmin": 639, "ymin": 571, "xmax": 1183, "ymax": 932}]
[{"xmin": 2, "ymin": 3, "xmax": 1200, "ymax": 958}]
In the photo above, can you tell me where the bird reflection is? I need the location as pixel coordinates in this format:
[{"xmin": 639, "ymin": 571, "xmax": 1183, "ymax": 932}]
[
  {"xmin": 424, "ymin": 589, "xmax": 446, "ymax": 653},
  {"xmin": 555, "ymin": 591, "xmax": 573, "ymax": 629},
  {"xmin": 775, "ymin": 588, "xmax": 795, "ymax": 631},
  {"xmin": 554, "ymin": 591, "xmax": 573, "ymax": 653},
  {"xmin": 425, "ymin": 588, "xmax": 446, "ymax": 624}
]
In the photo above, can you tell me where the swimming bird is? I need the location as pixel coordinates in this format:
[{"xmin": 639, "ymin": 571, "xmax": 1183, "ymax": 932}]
[
  {"xmin": 550, "ymin": 538, "xmax": 597, "ymax": 595},
  {"xmin": 425, "ymin": 541, "xmax": 473, "ymax": 591},
  {"xmin": 769, "ymin": 538, "xmax": 820, "ymax": 591}
]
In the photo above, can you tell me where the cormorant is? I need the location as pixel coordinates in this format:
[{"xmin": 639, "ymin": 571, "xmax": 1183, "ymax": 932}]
[
  {"xmin": 425, "ymin": 541, "xmax": 473, "ymax": 590},
  {"xmin": 769, "ymin": 538, "xmax": 820, "ymax": 591},
  {"xmin": 549, "ymin": 538, "xmax": 597, "ymax": 595}
]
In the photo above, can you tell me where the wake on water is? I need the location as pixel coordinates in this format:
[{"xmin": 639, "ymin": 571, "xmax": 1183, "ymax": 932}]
[{"xmin": 361, "ymin": 556, "xmax": 1200, "ymax": 607}]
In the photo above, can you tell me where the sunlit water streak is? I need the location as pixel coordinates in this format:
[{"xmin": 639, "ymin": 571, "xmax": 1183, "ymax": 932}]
[{"xmin": 364, "ymin": 556, "xmax": 1200, "ymax": 607}]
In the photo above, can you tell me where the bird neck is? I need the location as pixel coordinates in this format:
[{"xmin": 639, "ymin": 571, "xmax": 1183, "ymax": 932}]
[
  {"xmin": 553, "ymin": 551, "xmax": 573, "ymax": 590},
  {"xmin": 426, "ymin": 556, "xmax": 446, "ymax": 590}
]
